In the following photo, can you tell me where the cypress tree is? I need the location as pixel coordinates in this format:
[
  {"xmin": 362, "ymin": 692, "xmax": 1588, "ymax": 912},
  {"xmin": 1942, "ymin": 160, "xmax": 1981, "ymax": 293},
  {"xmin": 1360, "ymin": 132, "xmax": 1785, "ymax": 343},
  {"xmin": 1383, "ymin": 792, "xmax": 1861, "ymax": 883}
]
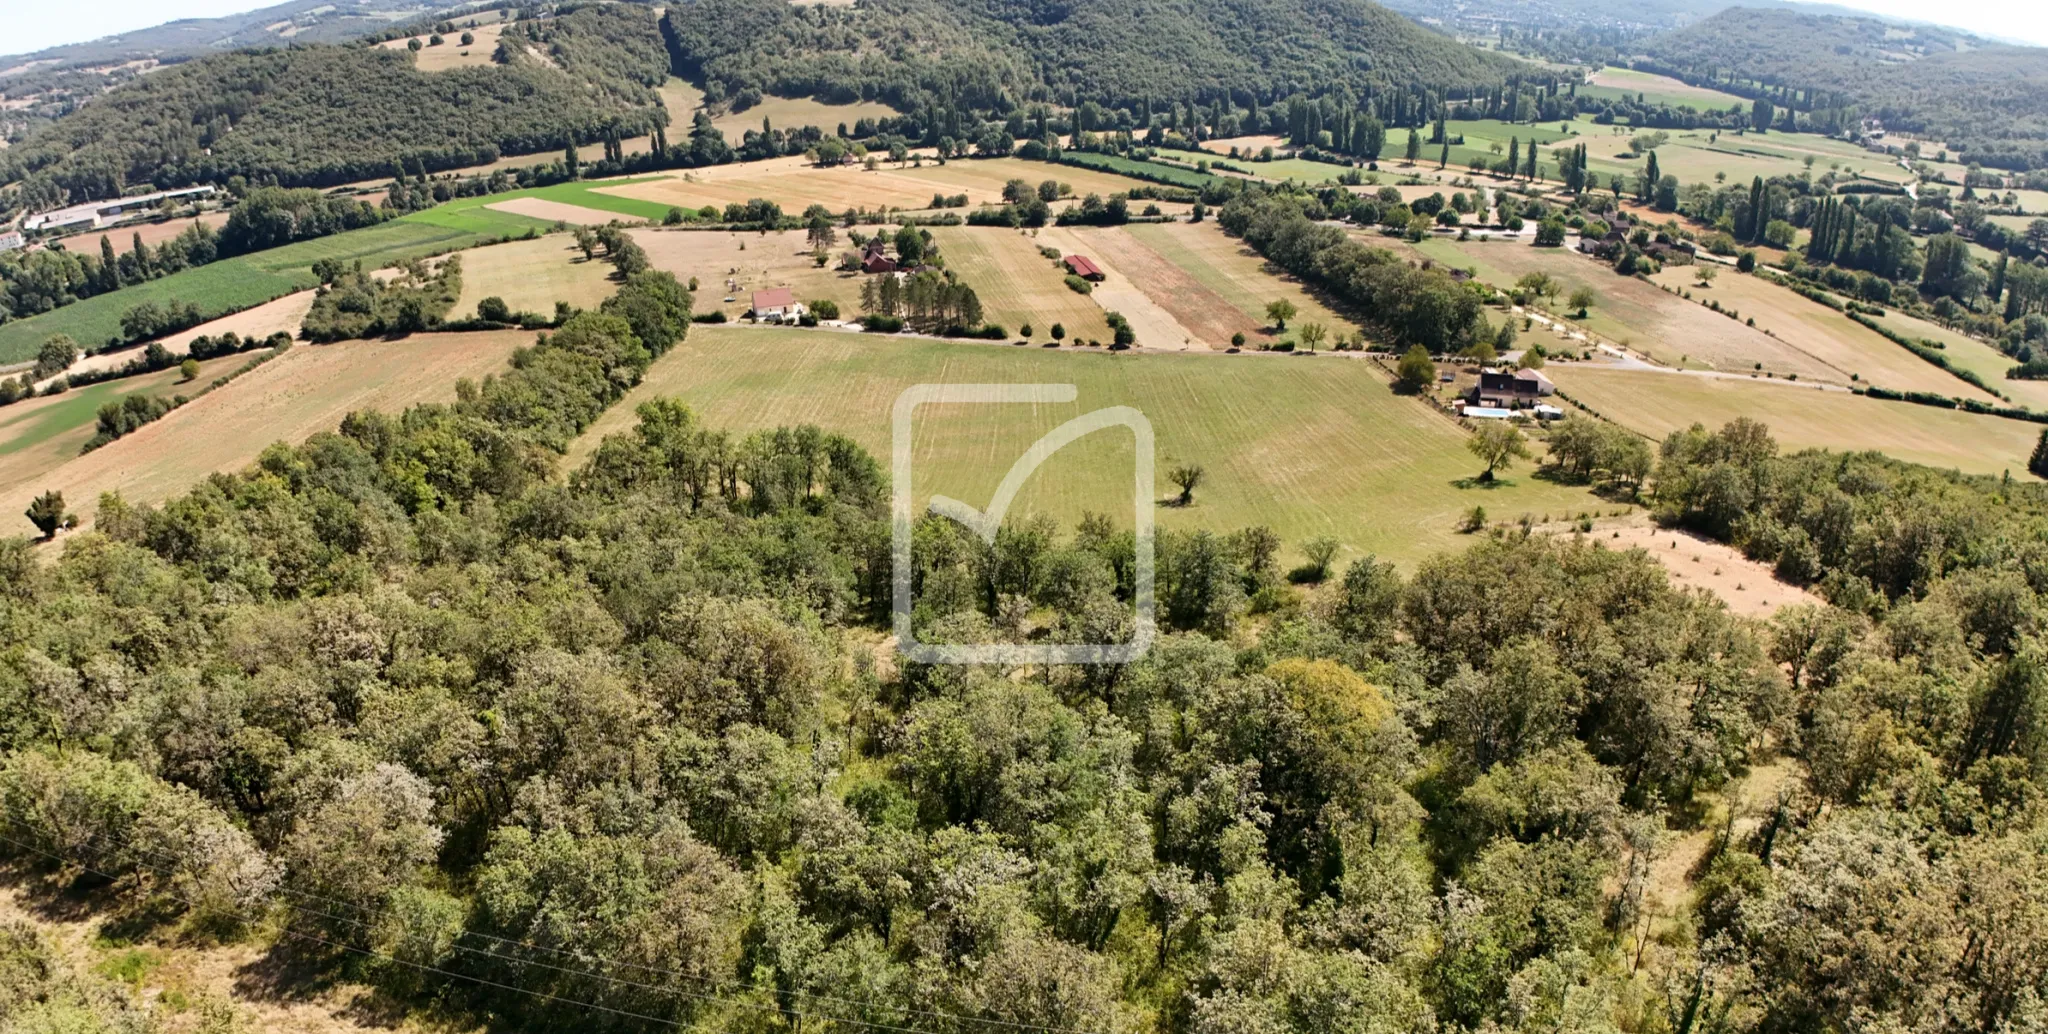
[
  {"xmin": 2031, "ymin": 429, "xmax": 2048, "ymax": 481},
  {"xmin": 1991, "ymin": 251, "xmax": 2009, "ymax": 307}
]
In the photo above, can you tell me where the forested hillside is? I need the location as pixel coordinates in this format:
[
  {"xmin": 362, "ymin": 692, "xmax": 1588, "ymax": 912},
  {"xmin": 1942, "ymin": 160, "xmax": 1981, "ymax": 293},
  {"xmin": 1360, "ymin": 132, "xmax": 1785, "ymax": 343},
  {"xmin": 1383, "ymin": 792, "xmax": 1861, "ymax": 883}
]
[
  {"xmin": 1638, "ymin": 7, "xmax": 2048, "ymax": 169},
  {"xmin": 666, "ymin": 0, "xmax": 1526, "ymax": 124},
  {"xmin": 0, "ymin": 0, "xmax": 482, "ymax": 67},
  {"xmin": 0, "ymin": 4, "xmax": 672, "ymax": 211}
]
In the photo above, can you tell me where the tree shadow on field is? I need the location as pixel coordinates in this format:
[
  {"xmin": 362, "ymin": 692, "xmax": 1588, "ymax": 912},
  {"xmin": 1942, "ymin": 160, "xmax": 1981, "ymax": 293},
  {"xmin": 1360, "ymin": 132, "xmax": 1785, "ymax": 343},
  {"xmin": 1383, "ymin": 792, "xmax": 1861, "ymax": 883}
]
[{"xmin": 1450, "ymin": 476, "xmax": 1519, "ymax": 490}]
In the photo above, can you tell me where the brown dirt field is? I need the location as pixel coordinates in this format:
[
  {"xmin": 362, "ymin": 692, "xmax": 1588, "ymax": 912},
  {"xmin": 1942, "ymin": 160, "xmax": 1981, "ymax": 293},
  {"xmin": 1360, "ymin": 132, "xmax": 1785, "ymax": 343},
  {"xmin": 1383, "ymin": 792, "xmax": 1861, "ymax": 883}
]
[
  {"xmin": 485, "ymin": 196, "xmax": 637, "ymax": 225},
  {"xmin": 1031, "ymin": 226, "xmax": 1203, "ymax": 349},
  {"xmin": 597, "ymin": 156, "xmax": 1176, "ymax": 217},
  {"xmin": 454, "ymin": 235, "xmax": 617, "ymax": 318},
  {"xmin": 1590, "ymin": 518, "xmax": 1822, "ymax": 617},
  {"xmin": 47, "ymin": 291, "xmax": 317, "ymax": 386},
  {"xmin": 628, "ymin": 228, "xmax": 864, "ymax": 320},
  {"xmin": 1080, "ymin": 227, "xmax": 1256, "ymax": 348},
  {"xmin": 2, "ymin": 332, "xmax": 529, "ymax": 537},
  {"xmin": 923, "ymin": 227, "xmax": 1114, "ymax": 339},
  {"xmin": 59, "ymin": 211, "xmax": 229, "ymax": 254},
  {"xmin": 0, "ymin": 355, "xmax": 254, "ymax": 507},
  {"xmin": 1654, "ymin": 267, "xmax": 2001, "ymax": 402}
]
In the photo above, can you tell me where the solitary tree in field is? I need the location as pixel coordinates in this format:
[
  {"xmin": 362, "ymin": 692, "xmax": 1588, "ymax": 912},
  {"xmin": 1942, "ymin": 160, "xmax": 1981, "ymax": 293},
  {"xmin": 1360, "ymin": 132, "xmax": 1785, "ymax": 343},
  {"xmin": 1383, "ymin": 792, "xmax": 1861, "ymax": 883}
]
[
  {"xmin": 1302, "ymin": 537, "xmax": 1340, "ymax": 581},
  {"xmin": 179, "ymin": 358, "xmax": 200, "ymax": 382},
  {"xmin": 1266, "ymin": 299, "xmax": 1297, "ymax": 330},
  {"xmin": 1297, "ymin": 322, "xmax": 1327, "ymax": 352},
  {"xmin": 1468, "ymin": 422, "xmax": 1531, "ymax": 482},
  {"xmin": 1050, "ymin": 323, "xmax": 1065, "ymax": 342},
  {"xmin": 25, "ymin": 491, "xmax": 70, "ymax": 540},
  {"xmin": 1569, "ymin": 287, "xmax": 1596, "ymax": 318},
  {"xmin": 1395, "ymin": 345, "xmax": 1436, "ymax": 393},
  {"xmin": 1694, "ymin": 265, "xmax": 1718, "ymax": 288},
  {"xmin": 1169, "ymin": 464, "xmax": 1205, "ymax": 506}
]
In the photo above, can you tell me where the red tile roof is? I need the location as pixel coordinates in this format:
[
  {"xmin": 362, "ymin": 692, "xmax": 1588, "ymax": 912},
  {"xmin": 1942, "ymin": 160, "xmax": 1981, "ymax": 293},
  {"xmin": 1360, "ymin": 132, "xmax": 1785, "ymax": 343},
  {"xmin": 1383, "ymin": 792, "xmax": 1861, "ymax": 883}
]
[
  {"xmin": 751, "ymin": 288, "xmax": 796, "ymax": 310},
  {"xmin": 1063, "ymin": 255, "xmax": 1104, "ymax": 278}
]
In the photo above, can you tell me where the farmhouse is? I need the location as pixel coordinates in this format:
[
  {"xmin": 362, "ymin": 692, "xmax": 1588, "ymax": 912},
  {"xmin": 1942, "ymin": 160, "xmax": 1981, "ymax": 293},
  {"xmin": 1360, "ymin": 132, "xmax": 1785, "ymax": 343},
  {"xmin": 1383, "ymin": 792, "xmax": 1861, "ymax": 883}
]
[
  {"xmin": 1064, "ymin": 255, "xmax": 1106, "ymax": 281},
  {"xmin": 860, "ymin": 239, "xmax": 897, "ymax": 274},
  {"xmin": 1469, "ymin": 367, "xmax": 1556, "ymax": 408},
  {"xmin": 749, "ymin": 288, "xmax": 807, "ymax": 323}
]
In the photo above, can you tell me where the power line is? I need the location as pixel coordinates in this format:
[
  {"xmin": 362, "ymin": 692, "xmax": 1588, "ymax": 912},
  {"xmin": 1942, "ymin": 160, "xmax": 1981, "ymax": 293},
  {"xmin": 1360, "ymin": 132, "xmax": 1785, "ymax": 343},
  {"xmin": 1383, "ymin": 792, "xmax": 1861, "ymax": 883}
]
[{"xmin": 0, "ymin": 811, "xmax": 1106, "ymax": 1034}]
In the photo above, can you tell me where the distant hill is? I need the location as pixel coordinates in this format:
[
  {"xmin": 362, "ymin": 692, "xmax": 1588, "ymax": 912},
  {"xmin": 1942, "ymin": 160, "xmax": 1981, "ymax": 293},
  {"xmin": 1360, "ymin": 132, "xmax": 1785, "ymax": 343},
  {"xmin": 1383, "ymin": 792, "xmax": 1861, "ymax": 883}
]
[
  {"xmin": 1, "ymin": 5, "xmax": 672, "ymax": 211},
  {"xmin": 667, "ymin": 0, "xmax": 1528, "ymax": 118},
  {"xmin": 0, "ymin": 0, "xmax": 482, "ymax": 69},
  {"xmin": 1637, "ymin": 7, "xmax": 2048, "ymax": 168}
]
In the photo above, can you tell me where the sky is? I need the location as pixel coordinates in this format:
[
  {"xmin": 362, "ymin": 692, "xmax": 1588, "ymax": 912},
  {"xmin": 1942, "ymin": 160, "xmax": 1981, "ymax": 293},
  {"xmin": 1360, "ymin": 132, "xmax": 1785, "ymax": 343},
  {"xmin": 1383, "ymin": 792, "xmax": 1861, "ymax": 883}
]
[
  {"xmin": 5, "ymin": 0, "xmax": 2047, "ymax": 56},
  {"xmin": 1785, "ymin": 0, "xmax": 2048, "ymax": 46},
  {"xmin": 4, "ymin": 0, "xmax": 271, "ymax": 58}
]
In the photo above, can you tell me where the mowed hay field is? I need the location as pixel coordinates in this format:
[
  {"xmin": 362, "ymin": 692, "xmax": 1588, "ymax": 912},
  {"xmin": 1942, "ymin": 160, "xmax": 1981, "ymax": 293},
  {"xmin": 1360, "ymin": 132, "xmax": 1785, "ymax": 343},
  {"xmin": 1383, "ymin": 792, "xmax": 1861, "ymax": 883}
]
[
  {"xmin": 61, "ymin": 211, "xmax": 230, "ymax": 255},
  {"xmin": 925, "ymin": 228, "xmax": 1112, "ymax": 338},
  {"xmin": 1409, "ymin": 237, "xmax": 1840, "ymax": 377},
  {"xmin": 0, "ymin": 332, "xmax": 531, "ymax": 537},
  {"xmin": 1550, "ymin": 366, "xmax": 2041, "ymax": 477},
  {"xmin": 0, "ymin": 355, "xmax": 253, "ymax": 510},
  {"xmin": 1121, "ymin": 221, "xmax": 1356, "ymax": 346},
  {"xmin": 629, "ymin": 228, "xmax": 865, "ymax": 320},
  {"xmin": 1650, "ymin": 268, "xmax": 2000, "ymax": 402},
  {"xmin": 707, "ymin": 97, "xmax": 903, "ymax": 141},
  {"xmin": 1583, "ymin": 68, "xmax": 1747, "ymax": 110},
  {"xmin": 1867, "ymin": 309, "xmax": 2048, "ymax": 410},
  {"xmin": 567, "ymin": 326, "xmax": 1608, "ymax": 567},
  {"xmin": 379, "ymin": 22, "xmax": 507, "ymax": 71},
  {"xmin": 51, "ymin": 291, "xmax": 317, "ymax": 385},
  {"xmin": 453, "ymin": 235, "xmax": 617, "ymax": 319},
  {"xmin": 596, "ymin": 156, "xmax": 1171, "ymax": 215}
]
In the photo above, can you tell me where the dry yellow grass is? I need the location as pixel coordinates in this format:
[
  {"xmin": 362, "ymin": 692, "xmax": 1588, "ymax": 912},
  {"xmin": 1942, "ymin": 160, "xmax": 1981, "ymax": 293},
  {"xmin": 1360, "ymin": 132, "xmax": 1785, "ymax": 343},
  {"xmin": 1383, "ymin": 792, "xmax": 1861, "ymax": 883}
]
[
  {"xmin": 1550, "ymin": 365, "xmax": 2039, "ymax": 477},
  {"xmin": 1590, "ymin": 518, "xmax": 1822, "ymax": 618},
  {"xmin": 484, "ymin": 196, "xmax": 635, "ymax": 226},
  {"xmin": 62, "ymin": 211, "xmax": 229, "ymax": 255},
  {"xmin": 3, "ymin": 332, "xmax": 530, "ymax": 537},
  {"xmin": 629, "ymin": 228, "xmax": 864, "ymax": 320},
  {"xmin": 378, "ymin": 22, "xmax": 506, "ymax": 71},
  {"xmin": 1122, "ymin": 221, "xmax": 1358, "ymax": 347},
  {"xmin": 50, "ymin": 291, "xmax": 316, "ymax": 385},
  {"xmin": 597, "ymin": 156, "xmax": 1177, "ymax": 216},
  {"xmin": 708, "ymin": 97, "xmax": 903, "ymax": 141},
  {"xmin": 923, "ymin": 227, "xmax": 1113, "ymax": 339},
  {"xmin": 1030, "ymin": 226, "xmax": 1203, "ymax": 349},
  {"xmin": 454, "ymin": 235, "xmax": 617, "ymax": 319},
  {"xmin": 1653, "ymin": 267, "xmax": 2000, "ymax": 402}
]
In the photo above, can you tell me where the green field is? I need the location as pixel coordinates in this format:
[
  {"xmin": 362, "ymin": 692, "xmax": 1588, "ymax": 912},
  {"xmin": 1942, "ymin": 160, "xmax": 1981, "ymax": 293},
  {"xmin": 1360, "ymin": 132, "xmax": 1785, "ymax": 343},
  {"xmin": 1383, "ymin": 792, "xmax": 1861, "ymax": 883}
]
[
  {"xmin": 1578, "ymin": 68, "xmax": 1748, "ymax": 112},
  {"xmin": 0, "ymin": 219, "xmax": 493, "ymax": 364},
  {"xmin": 567, "ymin": 326, "xmax": 1612, "ymax": 567},
  {"xmin": 1061, "ymin": 152, "xmax": 1223, "ymax": 190},
  {"xmin": 1552, "ymin": 365, "xmax": 2042, "ymax": 477},
  {"xmin": 403, "ymin": 177, "xmax": 680, "ymax": 234}
]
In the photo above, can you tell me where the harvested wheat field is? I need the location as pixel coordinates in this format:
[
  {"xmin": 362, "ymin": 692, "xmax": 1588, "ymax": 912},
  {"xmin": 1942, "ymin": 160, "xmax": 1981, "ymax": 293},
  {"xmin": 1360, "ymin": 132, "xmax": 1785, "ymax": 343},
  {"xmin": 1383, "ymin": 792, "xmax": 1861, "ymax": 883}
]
[
  {"xmin": 1653, "ymin": 267, "xmax": 2001, "ymax": 402},
  {"xmin": 629, "ymin": 228, "xmax": 863, "ymax": 319},
  {"xmin": 485, "ymin": 196, "xmax": 634, "ymax": 226},
  {"xmin": 1030, "ymin": 226, "xmax": 1204, "ymax": 349},
  {"xmin": 1550, "ymin": 365, "xmax": 2040, "ymax": 477},
  {"xmin": 597, "ymin": 156, "xmax": 1171, "ymax": 216},
  {"xmin": 1123, "ymin": 221, "xmax": 1357, "ymax": 346},
  {"xmin": 45, "ymin": 290, "xmax": 316, "ymax": 386},
  {"xmin": 62, "ymin": 211, "xmax": 229, "ymax": 255},
  {"xmin": 924, "ymin": 227, "xmax": 1111, "ymax": 338},
  {"xmin": 0, "ymin": 355, "xmax": 255, "ymax": 511},
  {"xmin": 454, "ymin": 235, "xmax": 617, "ymax": 319},
  {"xmin": 1, "ymin": 332, "xmax": 530, "ymax": 537}
]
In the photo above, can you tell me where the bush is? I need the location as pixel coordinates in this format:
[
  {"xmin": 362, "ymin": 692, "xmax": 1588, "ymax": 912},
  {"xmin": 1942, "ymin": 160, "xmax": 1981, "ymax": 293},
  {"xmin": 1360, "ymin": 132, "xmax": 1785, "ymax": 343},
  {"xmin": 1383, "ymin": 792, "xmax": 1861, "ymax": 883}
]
[
  {"xmin": 864, "ymin": 315, "xmax": 905, "ymax": 333},
  {"xmin": 809, "ymin": 299, "xmax": 841, "ymax": 320},
  {"xmin": 692, "ymin": 311, "xmax": 729, "ymax": 324},
  {"xmin": 1064, "ymin": 274, "xmax": 1094, "ymax": 294}
]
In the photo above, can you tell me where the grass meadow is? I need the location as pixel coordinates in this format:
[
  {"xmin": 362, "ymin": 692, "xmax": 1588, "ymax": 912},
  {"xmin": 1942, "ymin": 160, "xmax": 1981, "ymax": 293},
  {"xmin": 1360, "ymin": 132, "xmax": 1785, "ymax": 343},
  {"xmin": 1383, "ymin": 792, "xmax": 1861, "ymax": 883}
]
[
  {"xmin": 567, "ymin": 326, "xmax": 1612, "ymax": 567},
  {"xmin": 1551, "ymin": 365, "xmax": 2041, "ymax": 477}
]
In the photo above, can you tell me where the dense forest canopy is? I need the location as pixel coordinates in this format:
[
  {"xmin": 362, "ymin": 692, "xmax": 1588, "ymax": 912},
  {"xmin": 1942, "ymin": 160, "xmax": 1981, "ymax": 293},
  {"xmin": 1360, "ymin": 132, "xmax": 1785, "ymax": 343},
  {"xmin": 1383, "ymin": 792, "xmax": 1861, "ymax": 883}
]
[
  {"xmin": 1637, "ymin": 7, "xmax": 2048, "ymax": 169},
  {"xmin": 0, "ymin": 4, "xmax": 672, "ymax": 210},
  {"xmin": 665, "ymin": 0, "xmax": 1529, "ymax": 123}
]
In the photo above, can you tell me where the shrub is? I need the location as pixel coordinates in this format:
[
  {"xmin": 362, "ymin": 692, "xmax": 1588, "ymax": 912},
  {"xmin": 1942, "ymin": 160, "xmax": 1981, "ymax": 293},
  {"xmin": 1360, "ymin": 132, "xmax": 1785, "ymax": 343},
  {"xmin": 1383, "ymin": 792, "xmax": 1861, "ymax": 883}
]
[{"xmin": 1064, "ymin": 274, "xmax": 1094, "ymax": 294}]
